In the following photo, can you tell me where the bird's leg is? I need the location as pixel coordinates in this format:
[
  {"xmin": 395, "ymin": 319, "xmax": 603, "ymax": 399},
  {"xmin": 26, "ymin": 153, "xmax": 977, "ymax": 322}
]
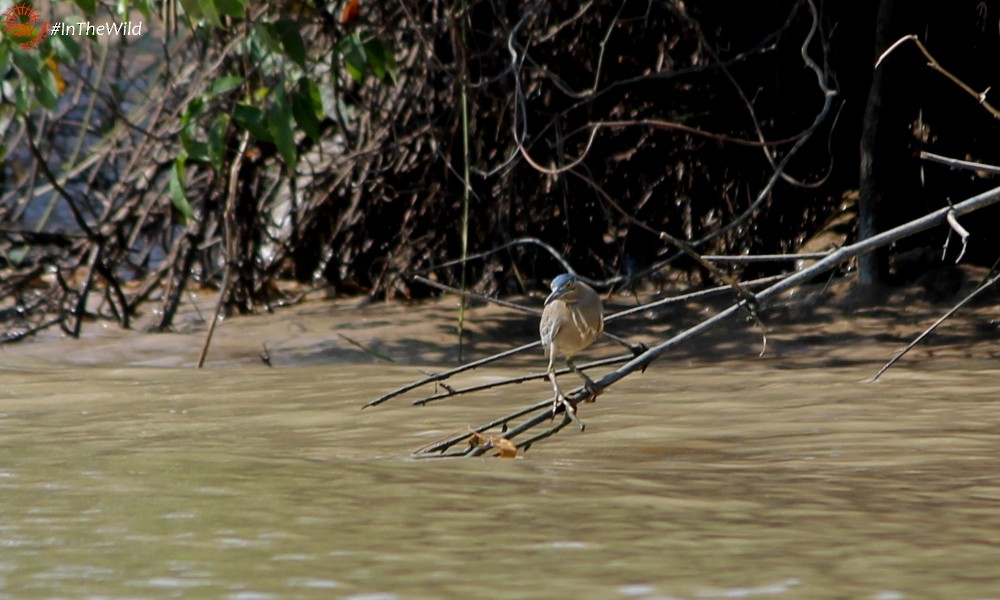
[
  {"xmin": 546, "ymin": 368, "xmax": 572, "ymax": 416},
  {"xmin": 541, "ymin": 348, "xmax": 585, "ymax": 431},
  {"xmin": 543, "ymin": 346, "xmax": 585, "ymax": 429},
  {"xmin": 566, "ymin": 357, "xmax": 600, "ymax": 402},
  {"xmin": 546, "ymin": 370, "xmax": 585, "ymax": 431}
]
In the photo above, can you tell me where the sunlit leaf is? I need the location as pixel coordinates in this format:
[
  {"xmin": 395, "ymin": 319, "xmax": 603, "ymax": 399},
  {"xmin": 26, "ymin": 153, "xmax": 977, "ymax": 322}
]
[
  {"xmin": 336, "ymin": 32, "xmax": 367, "ymax": 83},
  {"xmin": 177, "ymin": 0, "xmax": 203, "ymax": 23},
  {"xmin": 363, "ymin": 38, "xmax": 397, "ymax": 83},
  {"xmin": 46, "ymin": 58, "xmax": 66, "ymax": 95},
  {"xmin": 208, "ymin": 75, "xmax": 243, "ymax": 96}
]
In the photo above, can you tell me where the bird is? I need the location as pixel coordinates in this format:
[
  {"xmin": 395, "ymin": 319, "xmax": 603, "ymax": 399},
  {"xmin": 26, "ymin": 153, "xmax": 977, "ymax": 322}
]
[{"xmin": 539, "ymin": 273, "xmax": 604, "ymax": 419}]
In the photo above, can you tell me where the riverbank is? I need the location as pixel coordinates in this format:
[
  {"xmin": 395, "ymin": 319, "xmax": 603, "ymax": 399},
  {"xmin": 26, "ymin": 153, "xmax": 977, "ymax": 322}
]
[{"xmin": 4, "ymin": 268, "xmax": 998, "ymax": 375}]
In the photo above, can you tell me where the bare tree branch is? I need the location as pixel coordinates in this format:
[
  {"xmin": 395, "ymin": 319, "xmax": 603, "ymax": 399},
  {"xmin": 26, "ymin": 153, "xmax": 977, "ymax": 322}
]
[{"xmin": 408, "ymin": 183, "xmax": 1000, "ymax": 457}]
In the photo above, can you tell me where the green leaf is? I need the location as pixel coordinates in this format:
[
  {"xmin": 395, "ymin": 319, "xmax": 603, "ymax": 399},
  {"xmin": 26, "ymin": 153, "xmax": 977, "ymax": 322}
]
[
  {"xmin": 250, "ymin": 22, "xmax": 281, "ymax": 55},
  {"xmin": 177, "ymin": 0, "xmax": 203, "ymax": 23},
  {"xmin": 74, "ymin": 0, "xmax": 97, "ymax": 13},
  {"xmin": 36, "ymin": 76, "xmax": 58, "ymax": 110},
  {"xmin": 291, "ymin": 78, "xmax": 321, "ymax": 141},
  {"xmin": 363, "ymin": 39, "xmax": 397, "ymax": 83},
  {"xmin": 233, "ymin": 103, "xmax": 273, "ymax": 143},
  {"xmin": 208, "ymin": 114, "xmax": 229, "ymax": 172},
  {"xmin": 208, "ymin": 75, "xmax": 243, "ymax": 96},
  {"xmin": 117, "ymin": 0, "xmax": 129, "ymax": 21},
  {"xmin": 273, "ymin": 20, "xmax": 306, "ymax": 67},
  {"xmin": 306, "ymin": 77, "xmax": 323, "ymax": 113},
  {"xmin": 48, "ymin": 30, "xmax": 81, "ymax": 62},
  {"xmin": 11, "ymin": 51, "xmax": 57, "ymax": 111},
  {"xmin": 198, "ymin": 0, "xmax": 223, "ymax": 28},
  {"xmin": 336, "ymin": 33, "xmax": 367, "ymax": 83},
  {"xmin": 182, "ymin": 139, "xmax": 212, "ymax": 164},
  {"xmin": 0, "ymin": 44, "xmax": 11, "ymax": 78},
  {"xmin": 252, "ymin": 86, "xmax": 270, "ymax": 103},
  {"xmin": 268, "ymin": 87, "xmax": 297, "ymax": 171},
  {"xmin": 15, "ymin": 78, "xmax": 30, "ymax": 113},
  {"xmin": 169, "ymin": 154, "xmax": 195, "ymax": 224},
  {"xmin": 134, "ymin": 0, "xmax": 154, "ymax": 19},
  {"xmin": 180, "ymin": 96, "xmax": 205, "ymax": 132},
  {"xmin": 10, "ymin": 51, "xmax": 37, "ymax": 78},
  {"xmin": 213, "ymin": 0, "xmax": 246, "ymax": 19}
]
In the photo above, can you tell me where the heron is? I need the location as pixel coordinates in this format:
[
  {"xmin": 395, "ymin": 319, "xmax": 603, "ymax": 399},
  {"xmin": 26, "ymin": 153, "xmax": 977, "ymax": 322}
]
[{"xmin": 539, "ymin": 273, "xmax": 604, "ymax": 419}]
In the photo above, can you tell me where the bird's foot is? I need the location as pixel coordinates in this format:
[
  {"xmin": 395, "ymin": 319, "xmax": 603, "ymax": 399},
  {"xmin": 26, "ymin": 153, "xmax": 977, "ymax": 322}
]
[
  {"xmin": 551, "ymin": 394, "xmax": 572, "ymax": 418},
  {"xmin": 551, "ymin": 395, "xmax": 585, "ymax": 431},
  {"xmin": 583, "ymin": 380, "xmax": 601, "ymax": 403}
]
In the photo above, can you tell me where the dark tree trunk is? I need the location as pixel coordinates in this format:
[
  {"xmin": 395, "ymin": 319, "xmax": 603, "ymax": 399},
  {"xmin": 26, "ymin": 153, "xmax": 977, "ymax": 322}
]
[{"xmin": 858, "ymin": 0, "xmax": 928, "ymax": 286}]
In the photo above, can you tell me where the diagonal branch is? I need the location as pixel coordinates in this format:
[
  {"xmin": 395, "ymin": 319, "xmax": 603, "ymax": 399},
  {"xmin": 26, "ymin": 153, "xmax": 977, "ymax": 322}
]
[
  {"xmin": 412, "ymin": 183, "xmax": 1000, "ymax": 457},
  {"xmin": 877, "ymin": 35, "xmax": 1000, "ymax": 120}
]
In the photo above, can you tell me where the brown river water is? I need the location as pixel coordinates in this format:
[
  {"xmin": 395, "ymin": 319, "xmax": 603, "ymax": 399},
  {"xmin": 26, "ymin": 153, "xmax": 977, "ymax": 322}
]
[{"xmin": 1, "ymin": 283, "xmax": 999, "ymax": 599}]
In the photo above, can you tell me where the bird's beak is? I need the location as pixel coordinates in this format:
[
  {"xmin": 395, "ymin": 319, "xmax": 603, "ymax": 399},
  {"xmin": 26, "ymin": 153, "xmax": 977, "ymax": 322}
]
[{"xmin": 544, "ymin": 286, "xmax": 568, "ymax": 306}]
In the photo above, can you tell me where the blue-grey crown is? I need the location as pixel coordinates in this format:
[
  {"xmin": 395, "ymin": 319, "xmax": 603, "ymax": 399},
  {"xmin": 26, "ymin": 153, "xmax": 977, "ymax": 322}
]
[{"xmin": 550, "ymin": 273, "xmax": 577, "ymax": 291}]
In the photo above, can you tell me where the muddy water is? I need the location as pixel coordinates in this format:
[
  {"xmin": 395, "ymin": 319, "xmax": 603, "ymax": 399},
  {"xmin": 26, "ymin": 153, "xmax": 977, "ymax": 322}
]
[{"xmin": 2, "ymin": 350, "xmax": 999, "ymax": 598}]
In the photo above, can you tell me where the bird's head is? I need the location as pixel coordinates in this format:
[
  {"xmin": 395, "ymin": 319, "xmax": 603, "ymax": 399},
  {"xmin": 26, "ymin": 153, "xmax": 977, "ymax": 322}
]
[{"xmin": 545, "ymin": 273, "xmax": 579, "ymax": 305}]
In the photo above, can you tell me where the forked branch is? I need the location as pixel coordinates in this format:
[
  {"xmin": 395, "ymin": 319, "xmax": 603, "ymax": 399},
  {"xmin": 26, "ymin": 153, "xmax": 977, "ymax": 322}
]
[{"xmin": 394, "ymin": 183, "xmax": 1000, "ymax": 457}]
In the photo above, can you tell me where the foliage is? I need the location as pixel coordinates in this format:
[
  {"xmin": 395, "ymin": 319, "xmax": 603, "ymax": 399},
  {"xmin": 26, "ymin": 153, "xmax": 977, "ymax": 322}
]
[{"xmin": 2, "ymin": 0, "xmax": 997, "ymax": 342}]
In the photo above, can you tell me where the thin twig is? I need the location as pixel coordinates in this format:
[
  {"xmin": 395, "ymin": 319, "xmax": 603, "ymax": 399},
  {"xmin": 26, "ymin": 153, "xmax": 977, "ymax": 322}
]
[
  {"xmin": 198, "ymin": 130, "xmax": 251, "ymax": 368},
  {"xmin": 920, "ymin": 151, "xmax": 1000, "ymax": 175},
  {"xmin": 364, "ymin": 341, "xmax": 541, "ymax": 408},
  {"xmin": 944, "ymin": 207, "xmax": 970, "ymax": 263},
  {"xmin": 877, "ymin": 35, "xmax": 1000, "ymax": 120},
  {"xmin": 869, "ymin": 270, "xmax": 1000, "ymax": 382},
  {"xmin": 412, "ymin": 354, "xmax": 633, "ymax": 406}
]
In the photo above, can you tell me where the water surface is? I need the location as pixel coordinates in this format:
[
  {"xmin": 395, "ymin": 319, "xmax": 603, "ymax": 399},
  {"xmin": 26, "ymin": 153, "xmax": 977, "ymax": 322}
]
[{"xmin": 2, "ymin": 357, "xmax": 998, "ymax": 599}]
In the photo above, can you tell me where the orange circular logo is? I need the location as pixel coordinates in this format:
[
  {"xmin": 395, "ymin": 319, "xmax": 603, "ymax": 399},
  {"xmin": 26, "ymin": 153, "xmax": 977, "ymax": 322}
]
[{"xmin": 3, "ymin": 3, "xmax": 48, "ymax": 48}]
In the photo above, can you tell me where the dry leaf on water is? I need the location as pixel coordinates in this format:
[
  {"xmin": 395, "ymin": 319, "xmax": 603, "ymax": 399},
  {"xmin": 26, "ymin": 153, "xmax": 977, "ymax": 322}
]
[{"xmin": 469, "ymin": 430, "xmax": 518, "ymax": 458}]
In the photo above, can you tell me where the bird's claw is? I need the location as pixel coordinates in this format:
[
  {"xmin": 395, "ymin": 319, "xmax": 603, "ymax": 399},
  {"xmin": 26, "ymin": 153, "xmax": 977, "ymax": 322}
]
[
  {"xmin": 551, "ymin": 394, "xmax": 573, "ymax": 419},
  {"xmin": 551, "ymin": 395, "xmax": 586, "ymax": 431}
]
